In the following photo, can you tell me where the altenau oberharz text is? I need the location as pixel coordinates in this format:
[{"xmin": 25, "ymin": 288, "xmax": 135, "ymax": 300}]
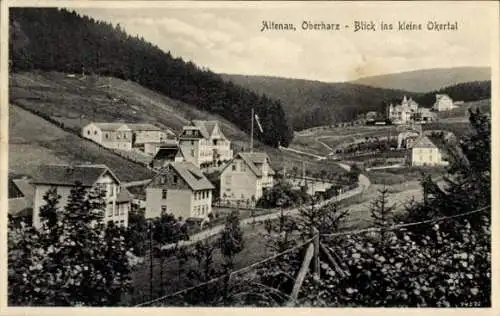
[{"xmin": 260, "ymin": 21, "xmax": 341, "ymax": 32}]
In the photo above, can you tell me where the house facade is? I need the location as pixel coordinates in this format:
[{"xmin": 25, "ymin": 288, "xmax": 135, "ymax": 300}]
[
  {"xmin": 82, "ymin": 123, "xmax": 133, "ymax": 150},
  {"xmin": 31, "ymin": 164, "xmax": 132, "ymax": 228},
  {"xmin": 433, "ymin": 94, "xmax": 455, "ymax": 111},
  {"xmin": 145, "ymin": 162, "xmax": 215, "ymax": 220},
  {"xmin": 178, "ymin": 120, "xmax": 233, "ymax": 167},
  {"xmin": 219, "ymin": 152, "xmax": 275, "ymax": 204},
  {"xmin": 8, "ymin": 176, "xmax": 34, "ymax": 221},
  {"xmin": 408, "ymin": 136, "xmax": 448, "ymax": 167}
]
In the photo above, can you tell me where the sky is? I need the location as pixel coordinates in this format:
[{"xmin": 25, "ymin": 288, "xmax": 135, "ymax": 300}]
[{"xmin": 76, "ymin": 2, "xmax": 495, "ymax": 82}]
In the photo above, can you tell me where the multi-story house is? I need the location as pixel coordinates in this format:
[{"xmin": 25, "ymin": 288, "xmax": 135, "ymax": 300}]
[
  {"xmin": 145, "ymin": 162, "xmax": 215, "ymax": 220},
  {"xmin": 388, "ymin": 96, "xmax": 420, "ymax": 125},
  {"xmin": 219, "ymin": 152, "xmax": 275, "ymax": 204},
  {"xmin": 82, "ymin": 122, "xmax": 173, "ymax": 151},
  {"xmin": 178, "ymin": 120, "xmax": 233, "ymax": 167},
  {"xmin": 31, "ymin": 164, "xmax": 132, "ymax": 228},
  {"xmin": 433, "ymin": 94, "xmax": 456, "ymax": 111},
  {"xmin": 408, "ymin": 136, "xmax": 448, "ymax": 167}
]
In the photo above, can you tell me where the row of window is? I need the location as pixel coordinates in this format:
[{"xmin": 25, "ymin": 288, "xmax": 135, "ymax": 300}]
[
  {"xmin": 232, "ymin": 162, "xmax": 247, "ymax": 172},
  {"xmin": 107, "ymin": 205, "xmax": 126, "ymax": 216},
  {"xmin": 194, "ymin": 190, "xmax": 210, "ymax": 200},
  {"xmin": 159, "ymin": 175, "xmax": 179, "ymax": 185},
  {"xmin": 194, "ymin": 205, "xmax": 209, "ymax": 217}
]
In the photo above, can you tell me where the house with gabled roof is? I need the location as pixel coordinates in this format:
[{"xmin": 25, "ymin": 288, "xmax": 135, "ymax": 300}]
[
  {"xmin": 145, "ymin": 162, "xmax": 215, "ymax": 220},
  {"xmin": 31, "ymin": 164, "xmax": 133, "ymax": 228},
  {"xmin": 178, "ymin": 120, "xmax": 233, "ymax": 168},
  {"xmin": 408, "ymin": 136, "xmax": 448, "ymax": 167},
  {"xmin": 219, "ymin": 152, "xmax": 275, "ymax": 204},
  {"xmin": 433, "ymin": 94, "xmax": 456, "ymax": 112}
]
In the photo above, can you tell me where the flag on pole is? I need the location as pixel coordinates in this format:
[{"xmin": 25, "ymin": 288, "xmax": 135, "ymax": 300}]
[{"xmin": 254, "ymin": 114, "xmax": 263, "ymax": 133}]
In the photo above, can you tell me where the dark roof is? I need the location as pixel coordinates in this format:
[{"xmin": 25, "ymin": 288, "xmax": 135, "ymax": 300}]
[
  {"xmin": 31, "ymin": 164, "xmax": 120, "ymax": 186},
  {"xmin": 153, "ymin": 146, "xmax": 181, "ymax": 161},
  {"xmin": 9, "ymin": 198, "xmax": 32, "ymax": 217},
  {"xmin": 169, "ymin": 162, "xmax": 215, "ymax": 191},
  {"xmin": 8, "ymin": 178, "xmax": 23, "ymax": 199},
  {"xmin": 92, "ymin": 123, "xmax": 128, "ymax": 131},
  {"xmin": 12, "ymin": 178, "xmax": 35, "ymax": 206}
]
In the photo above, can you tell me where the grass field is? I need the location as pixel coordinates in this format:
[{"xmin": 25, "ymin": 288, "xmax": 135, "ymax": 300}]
[
  {"xmin": 9, "ymin": 104, "xmax": 154, "ymax": 182},
  {"xmin": 367, "ymin": 166, "xmax": 446, "ymax": 185}
]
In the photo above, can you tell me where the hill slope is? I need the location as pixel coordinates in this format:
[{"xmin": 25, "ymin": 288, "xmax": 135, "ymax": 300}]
[
  {"xmin": 220, "ymin": 74, "xmax": 418, "ymax": 131},
  {"xmin": 10, "ymin": 8, "xmax": 293, "ymax": 147},
  {"xmin": 9, "ymin": 104, "xmax": 155, "ymax": 182},
  {"xmin": 10, "ymin": 71, "xmax": 347, "ymax": 180},
  {"xmin": 351, "ymin": 67, "xmax": 491, "ymax": 93}
]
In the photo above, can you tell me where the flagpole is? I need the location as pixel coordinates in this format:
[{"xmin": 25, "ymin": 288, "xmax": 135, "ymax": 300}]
[{"xmin": 250, "ymin": 108, "xmax": 254, "ymax": 153}]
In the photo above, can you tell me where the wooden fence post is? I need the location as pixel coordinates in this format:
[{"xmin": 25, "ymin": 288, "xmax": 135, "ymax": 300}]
[{"xmin": 312, "ymin": 227, "xmax": 320, "ymax": 279}]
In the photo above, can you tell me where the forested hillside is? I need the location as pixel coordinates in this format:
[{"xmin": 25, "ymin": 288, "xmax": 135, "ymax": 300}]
[
  {"xmin": 220, "ymin": 74, "xmax": 419, "ymax": 131},
  {"xmin": 413, "ymin": 81, "xmax": 491, "ymax": 108},
  {"xmin": 9, "ymin": 8, "xmax": 293, "ymax": 147}
]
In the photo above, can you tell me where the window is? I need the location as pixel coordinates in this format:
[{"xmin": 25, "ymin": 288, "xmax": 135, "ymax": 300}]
[
  {"xmin": 114, "ymin": 206, "xmax": 119, "ymax": 216},
  {"xmin": 124, "ymin": 133, "xmax": 127, "ymax": 139},
  {"xmin": 173, "ymin": 175, "xmax": 178, "ymax": 184},
  {"xmin": 191, "ymin": 140, "xmax": 194, "ymax": 145},
  {"xmin": 87, "ymin": 130, "xmax": 90, "ymax": 135},
  {"xmin": 161, "ymin": 205, "xmax": 167, "ymax": 213},
  {"xmin": 94, "ymin": 130, "xmax": 97, "ymax": 135},
  {"xmin": 162, "ymin": 189, "xmax": 167, "ymax": 199},
  {"xmin": 241, "ymin": 163, "xmax": 246, "ymax": 172},
  {"xmin": 232, "ymin": 164, "xmax": 237, "ymax": 171},
  {"xmin": 120, "ymin": 220, "xmax": 125, "ymax": 226},
  {"xmin": 159, "ymin": 176, "xmax": 166, "ymax": 184},
  {"xmin": 191, "ymin": 149, "xmax": 195, "ymax": 157},
  {"xmin": 105, "ymin": 133, "xmax": 109, "ymax": 139},
  {"xmin": 225, "ymin": 176, "xmax": 232, "ymax": 186}
]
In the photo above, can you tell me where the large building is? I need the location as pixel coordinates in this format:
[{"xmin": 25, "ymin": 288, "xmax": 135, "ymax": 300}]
[
  {"xmin": 219, "ymin": 152, "xmax": 275, "ymax": 204},
  {"xmin": 408, "ymin": 136, "xmax": 448, "ymax": 167},
  {"xmin": 145, "ymin": 162, "xmax": 215, "ymax": 220},
  {"xmin": 178, "ymin": 120, "xmax": 233, "ymax": 168},
  {"xmin": 388, "ymin": 96, "xmax": 419, "ymax": 125},
  {"xmin": 82, "ymin": 122, "xmax": 173, "ymax": 151},
  {"xmin": 31, "ymin": 164, "xmax": 133, "ymax": 228},
  {"xmin": 433, "ymin": 94, "xmax": 456, "ymax": 112}
]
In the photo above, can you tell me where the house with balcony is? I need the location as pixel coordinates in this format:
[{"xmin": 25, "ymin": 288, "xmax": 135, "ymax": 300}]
[
  {"xmin": 219, "ymin": 152, "xmax": 275, "ymax": 204},
  {"xmin": 31, "ymin": 164, "xmax": 133, "ymax": 228},
  {"xmin": 178, "ymin": 120, "xmax": 233, "ymax": 168},
  {"xmin": 145, "ymin": 162, "xmax": 215, "ymax": 220}
]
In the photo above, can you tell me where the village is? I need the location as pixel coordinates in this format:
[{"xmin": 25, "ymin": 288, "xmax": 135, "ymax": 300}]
[{"xmin": 9, "ymin": 92, "xmax": 457, "ymax": 231}]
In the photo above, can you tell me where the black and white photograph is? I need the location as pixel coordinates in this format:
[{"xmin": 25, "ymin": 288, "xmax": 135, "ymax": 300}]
[{"xmin": 2, "ymin": 0, "xmax": 498, "ymax": 310}]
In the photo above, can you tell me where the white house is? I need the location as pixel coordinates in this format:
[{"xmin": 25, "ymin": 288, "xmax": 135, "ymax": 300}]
[
  {"xmin": 178, "ymin": 120, "xmax": 233, "ymax": 167},
  {"xmin": 82, "ymin": 122, "xmax": 172, "ymax": 151},
  {"xmin": 408, "ymin": 136, "xmax": 448, "ymax": 167},
  {"xmin": 145, "ymin": 162, "xmax": 215, "ymax": 220},
  {"xmin": 219, "ymin": 152, "xmax": 275, "ymax": 204},
  {"xmin": 31, "ymin": 164, "xmax": 133, "ymax": 228},
  {"xmin": 388, "ymin": 96, "xmax": 420, "ymax": 125},
  {"xmin": 433, "ymin": 94, "xmax": 456, "ymax": 111}
]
